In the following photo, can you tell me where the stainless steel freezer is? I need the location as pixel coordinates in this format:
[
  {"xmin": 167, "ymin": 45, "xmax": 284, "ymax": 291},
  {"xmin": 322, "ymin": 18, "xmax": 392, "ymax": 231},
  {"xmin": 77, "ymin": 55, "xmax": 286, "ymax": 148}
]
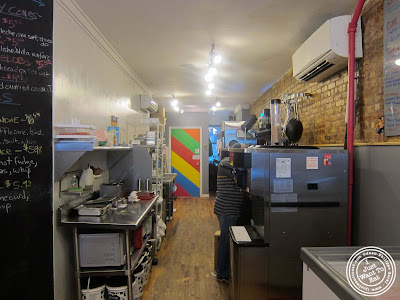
[{"xmin": 230, "ymin": 146, "xmax": 348, "ymax": 299}]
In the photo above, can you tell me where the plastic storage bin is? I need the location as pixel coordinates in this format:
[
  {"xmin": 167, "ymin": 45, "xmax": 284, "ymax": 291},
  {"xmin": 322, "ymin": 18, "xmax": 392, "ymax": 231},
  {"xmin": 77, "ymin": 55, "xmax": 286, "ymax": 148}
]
[
  {"xmin": 81, "ymin": 285, "xmax": 106, "ymax": 300},
  {"xmin": 133, "ymin": 227, "xmax": 143, "ymax": 249},
  {"xmin": 54, "ymin": 124, "xmax": 95, "ymax": 139},
  {"xmin": 54, "ymin": 140, "xmax": 95, "ymax": 152},
  {"xmin": 106, "ymin": 276, "xmax": 128, "ymax": 300},
  {"xmin": 79, "ymin": 233, "xmax": 125, "ymax": 267},
  {"xmin": 141, "ymin": 256, "xmax": 152, "ymax": 285},
  {"xmin": 132, "ymin": 278, "xmax": 140, "ymax": 300},
  {"xmin": 133, "ymin": 264, "xmax": 145, "ymax": 299},
  {"xmin": 81, "ymin": 277, "xmax": 106, "ymax": 300}
]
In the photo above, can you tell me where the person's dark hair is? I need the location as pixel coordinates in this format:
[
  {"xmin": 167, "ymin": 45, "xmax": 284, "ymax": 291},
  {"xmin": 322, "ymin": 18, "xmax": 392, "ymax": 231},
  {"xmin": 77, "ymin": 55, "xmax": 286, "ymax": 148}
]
[
  {"xmin": 231, "ymin": 143, "xmax": 241, "ymax": 149},
  {"xmin": 228, "ymin": 140, "xmax": 238, "ymax": 147}
]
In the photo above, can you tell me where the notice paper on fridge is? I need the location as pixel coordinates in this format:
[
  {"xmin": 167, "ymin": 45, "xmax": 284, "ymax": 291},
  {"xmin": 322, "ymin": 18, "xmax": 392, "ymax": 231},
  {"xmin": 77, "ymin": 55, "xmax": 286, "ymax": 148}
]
[
  {"xmin": 273, "ymin": 179, "xmax": 294, "ymax": 193},
  {"xmin": 306, "ymin": 157, "xmax": 318, "ymax": 169},
  {"xmin": 276, "ymin": 158, "xmax": 291, "ymax": 178}
]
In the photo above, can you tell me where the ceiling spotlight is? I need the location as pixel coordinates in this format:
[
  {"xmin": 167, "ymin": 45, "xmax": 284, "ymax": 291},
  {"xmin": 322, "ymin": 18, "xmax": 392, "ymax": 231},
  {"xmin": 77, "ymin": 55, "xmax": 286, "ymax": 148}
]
[
  {"xmin": 206, "ymin": 90, "xmax": 212, "ymax": 96},
  {"xmin": 205, "ymin": 73, "xmax": 213, "ymax": 82},
  {"xmin": 180, "ymin": 109, "xmax": 184, "ymax": 114},
  {"xmin": 171, "ymin": 99, "xmax": 178, "ymax": 107},
  {"xmin": 213, "ymin": 55, "xmax": 222, "ymax": 64},
  {"xmin": 216, "ymin": 101, "xmax": 221, "ymax": 107},
  {"xmin": 396, "ymin": 59, "xmax": 400, "ymax": 66},
  {"xmin": 174, "ymin": 106, "xmax": 179, "ymax": 111},
  {"xmin": 208, "ymin": 67, "xmax": 217, "ymax": 76},
  {"xmin": 211, "ymin": 106, "xmax": 217, "ymax": 111},
  {"xmin": 208, "ymin": 83, "xmax": 215, "ymax": 90}
]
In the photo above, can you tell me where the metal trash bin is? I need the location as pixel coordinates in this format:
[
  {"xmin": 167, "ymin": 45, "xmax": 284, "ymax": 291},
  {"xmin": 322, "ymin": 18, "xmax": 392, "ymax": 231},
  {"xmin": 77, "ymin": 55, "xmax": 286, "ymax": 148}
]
[{"xmin": 230, "ymin": 225, "xmax": 268, "ymax": 300}]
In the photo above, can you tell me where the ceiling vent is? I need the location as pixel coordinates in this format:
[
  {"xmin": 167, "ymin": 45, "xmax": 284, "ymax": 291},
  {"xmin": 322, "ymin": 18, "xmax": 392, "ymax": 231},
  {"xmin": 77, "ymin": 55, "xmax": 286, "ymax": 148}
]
[
  {"xmin": 140, "ymin": 95, "xmax": 158, "ymax": 113},
  {"xmin": 292, "ymin": 15, "xmax": 363, "ymax": 82}
]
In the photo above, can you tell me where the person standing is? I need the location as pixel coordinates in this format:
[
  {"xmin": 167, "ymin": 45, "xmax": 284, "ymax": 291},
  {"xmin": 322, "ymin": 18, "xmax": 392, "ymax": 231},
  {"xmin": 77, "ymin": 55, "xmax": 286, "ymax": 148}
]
[{"xmin": 213, "ymin": 142, "xmax": 245, "ymax": 282}]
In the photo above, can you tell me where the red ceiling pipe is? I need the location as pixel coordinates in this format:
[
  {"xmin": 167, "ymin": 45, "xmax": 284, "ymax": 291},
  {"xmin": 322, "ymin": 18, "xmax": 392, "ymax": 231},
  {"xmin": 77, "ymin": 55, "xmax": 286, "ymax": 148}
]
[{"xmin": 347, "ymin": 0, "xmax": 365, "ymax": 246}]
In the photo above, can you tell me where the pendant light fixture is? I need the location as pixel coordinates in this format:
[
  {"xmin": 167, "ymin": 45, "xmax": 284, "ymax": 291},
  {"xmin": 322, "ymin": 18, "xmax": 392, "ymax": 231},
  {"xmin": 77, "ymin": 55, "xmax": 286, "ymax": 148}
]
[
  {"xmin": 215, "ymin": 96, "xmax": 221, "ymax": 108},
  {"xmin": 171, "ymin": 94, "xmax": 181, "ymax": 113},
  {"xmin": 205, "ymin": 44, "xmax": 222, "ymax": 95},
  {"xmin": 210, "ymin": 97, "xmax": 221, "ymax": 112}
]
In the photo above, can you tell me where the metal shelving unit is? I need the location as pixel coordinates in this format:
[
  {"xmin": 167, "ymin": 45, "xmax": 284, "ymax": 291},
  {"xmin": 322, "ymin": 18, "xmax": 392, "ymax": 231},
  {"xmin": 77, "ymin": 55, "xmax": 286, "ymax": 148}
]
[
  {"xmin": 127, "ymin": 118, "xmax": 165, "ymax": 219},
  {"xmin": 61, "ymin": 197, "xmax": 159, "ymax": 300},
  {"xmin": 59, "ymin": 189, "xmax": 93, "ymax": 197},
  {"xmin": 93, "ymin": 146, "xmax": 133, "ymax": 151}
]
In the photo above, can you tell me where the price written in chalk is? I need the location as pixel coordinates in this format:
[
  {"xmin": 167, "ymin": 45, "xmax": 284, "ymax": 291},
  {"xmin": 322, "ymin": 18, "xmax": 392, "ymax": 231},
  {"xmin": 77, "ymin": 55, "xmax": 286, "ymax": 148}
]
[
  {"xmin": 0, "ymin": 54, "xmax": 52, "ymax": 70},
  {"xmin": 0, "ymin": 34, "xmax": 24, "ymax": 46},
  {"xmin": 4, "ymin": 179, "xmax": 31, "ymax": 190},
  {"xmin": 0, "ymin": 144, "xmax": 42, "ymax": 155},
  {"xmin": 0, "ymin": 113, "xmax": 41, "ymax": 124},
  {"xmin": 24, "ymin": 113, "xmax": 40, "ymax": 124},
  {"xmin": 22, "ymin": 143, "xmax": 42, "ymax": 154},
  {"xmin": 0, "ymin": 17, "xmax": 23, "ymax": 29},
  {"xmin": 1, "ymin": 73, "xmax": 24, "ymax": 82}
]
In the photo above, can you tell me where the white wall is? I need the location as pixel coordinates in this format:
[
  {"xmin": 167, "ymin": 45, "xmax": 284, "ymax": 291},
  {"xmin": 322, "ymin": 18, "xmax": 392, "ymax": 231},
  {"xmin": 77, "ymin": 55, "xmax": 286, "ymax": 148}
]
[
  {"xmin": 53, "ymin": 1, "xmax": 152, "ymax": 299},
  {"xmin": 54, "ymin": 0, "xmax": 150, "ymax": 143},
  {"xmin": 209, "ymin": 110, "xmax": 233, "ymax": 125}
]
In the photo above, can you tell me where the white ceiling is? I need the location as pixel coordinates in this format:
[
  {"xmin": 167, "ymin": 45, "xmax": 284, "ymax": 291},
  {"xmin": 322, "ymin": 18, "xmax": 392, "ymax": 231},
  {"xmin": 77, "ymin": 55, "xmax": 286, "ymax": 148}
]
[{"xmin": 74, "ymin": 0, "xmax": 357, "ymax": 112}]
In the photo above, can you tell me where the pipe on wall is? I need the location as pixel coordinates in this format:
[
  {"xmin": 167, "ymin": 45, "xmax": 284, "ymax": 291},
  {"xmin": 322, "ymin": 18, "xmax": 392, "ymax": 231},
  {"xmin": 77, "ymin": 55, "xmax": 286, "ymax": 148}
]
[{"xmin": 347, "ymin": 0, "xmax": 365, "ymax": 246}]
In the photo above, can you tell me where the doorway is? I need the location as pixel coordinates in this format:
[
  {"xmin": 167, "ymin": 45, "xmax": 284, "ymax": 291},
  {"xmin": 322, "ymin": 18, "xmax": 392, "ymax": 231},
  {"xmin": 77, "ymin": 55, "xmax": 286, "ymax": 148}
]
[{"xmin": 169, "ymin": 127, "xmax": 202, "ymax": 197}]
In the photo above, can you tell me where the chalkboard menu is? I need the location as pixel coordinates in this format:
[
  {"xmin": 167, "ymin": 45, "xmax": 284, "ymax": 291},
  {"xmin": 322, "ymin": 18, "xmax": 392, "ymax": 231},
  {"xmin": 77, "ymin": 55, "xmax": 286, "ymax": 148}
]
[
  {"xmin": 384, "ymin": 0, "xmax": 400, "ymax": 136},
  {"xmin": 0, "ymin": 0, "xmax": 53, "ymax": 298}
]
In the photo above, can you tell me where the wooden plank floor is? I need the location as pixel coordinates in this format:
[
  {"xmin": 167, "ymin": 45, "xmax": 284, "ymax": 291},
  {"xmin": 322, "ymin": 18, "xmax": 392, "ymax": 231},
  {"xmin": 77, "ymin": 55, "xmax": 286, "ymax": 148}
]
[{"xmin": 142, "ymin": 196, "xmax": 230, "ymax": 300}]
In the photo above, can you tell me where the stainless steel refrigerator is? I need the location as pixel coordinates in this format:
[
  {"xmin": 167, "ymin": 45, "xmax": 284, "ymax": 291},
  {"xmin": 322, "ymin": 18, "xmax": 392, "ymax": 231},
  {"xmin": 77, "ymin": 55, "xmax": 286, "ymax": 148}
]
[{"xmin": 230, "ymin": 147, "xmax": 348, "ymax": 299}]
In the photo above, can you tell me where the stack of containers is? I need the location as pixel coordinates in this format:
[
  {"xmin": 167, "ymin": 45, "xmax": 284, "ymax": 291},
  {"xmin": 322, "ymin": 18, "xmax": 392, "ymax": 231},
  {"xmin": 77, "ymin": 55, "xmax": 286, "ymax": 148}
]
[
  {"xmin": 106, "ymin": 277, "xmax": 128, "ymax": 300},
  {"xmin": 81, "ymin": 227, "xmax": 154, "ymax": 299},
  {"xmin": 81, "ymin": 277, "xmax": 106, "ymax": 300},
  {"xmin": 133, "ymin": 263, "xmax": 145, "ymax": 299},
  {"xmin": 132, "ymin": 242, "xmax": 154, "ymax": 299},
  {"xmin": 82, "ymin": 239, "xmax": 153, "ymax": 300},
  {"xmin": 54, "ymin": 124, "xmax": 96, "ymax": 151}
]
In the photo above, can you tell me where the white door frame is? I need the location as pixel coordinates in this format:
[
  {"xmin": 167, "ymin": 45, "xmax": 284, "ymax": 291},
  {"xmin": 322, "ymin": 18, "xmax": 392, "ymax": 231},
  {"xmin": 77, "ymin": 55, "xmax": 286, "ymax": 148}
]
[{"xmin": 169, "ymin": 126, "xmax": 203, "ymax": 196}]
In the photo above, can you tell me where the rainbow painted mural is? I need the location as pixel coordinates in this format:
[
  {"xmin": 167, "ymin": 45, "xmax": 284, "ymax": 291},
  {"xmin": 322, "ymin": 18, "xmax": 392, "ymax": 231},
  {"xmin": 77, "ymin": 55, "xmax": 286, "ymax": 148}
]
[{"xmin": 171, "ymin": 128, "xmax": 200, "ymax": 197}]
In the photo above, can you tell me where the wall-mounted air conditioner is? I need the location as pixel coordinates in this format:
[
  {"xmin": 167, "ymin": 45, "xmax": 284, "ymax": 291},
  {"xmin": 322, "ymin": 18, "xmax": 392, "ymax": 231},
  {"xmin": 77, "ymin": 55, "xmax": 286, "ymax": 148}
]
[
  {"xmin": 140, "ymin": 94, "xmax": 158, "ymax": 113},
  {"xmin": 292, "ymin": 15, "xmax": 363, "ymax": 82}
]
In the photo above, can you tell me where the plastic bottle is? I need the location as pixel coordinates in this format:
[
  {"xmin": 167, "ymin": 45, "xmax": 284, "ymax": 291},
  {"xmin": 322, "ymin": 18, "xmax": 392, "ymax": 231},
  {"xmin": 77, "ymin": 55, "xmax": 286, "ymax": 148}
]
[
  {"xmin": 71, "ymin": 175, "xmax": 78, "ymax": 189},
  {"xmin": 80, "ymin": 167, "xmax": 94, "ymax": 190}
]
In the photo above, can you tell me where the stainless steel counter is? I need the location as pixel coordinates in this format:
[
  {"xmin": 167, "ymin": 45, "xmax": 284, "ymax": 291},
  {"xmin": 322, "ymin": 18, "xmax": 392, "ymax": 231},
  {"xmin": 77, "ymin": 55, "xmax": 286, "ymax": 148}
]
[
  {"xmin": 301, "ymin": 247, "xmax": 400, "ymax": 299},
  {"xmin": 61, "ymin": 196, "xmax": 159, "ymax": 300},
  {"xmin": 60, "ymin": 196, "xmax": 159, "ymax": 229}
]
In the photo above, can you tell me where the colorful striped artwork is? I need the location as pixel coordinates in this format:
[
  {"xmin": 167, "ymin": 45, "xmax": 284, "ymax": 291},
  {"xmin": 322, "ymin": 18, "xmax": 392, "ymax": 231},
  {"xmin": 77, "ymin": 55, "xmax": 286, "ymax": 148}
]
[{"xmin": 171, "ymin": 128, "xmax": 201, "ymax": 197}]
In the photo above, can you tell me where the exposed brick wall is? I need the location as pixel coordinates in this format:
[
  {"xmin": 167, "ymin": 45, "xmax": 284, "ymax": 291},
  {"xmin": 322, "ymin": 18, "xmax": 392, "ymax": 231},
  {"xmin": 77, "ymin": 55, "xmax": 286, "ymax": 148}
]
[{"xmin": 250, "ymin": 0, "xmax": 400, "ymax": 145}]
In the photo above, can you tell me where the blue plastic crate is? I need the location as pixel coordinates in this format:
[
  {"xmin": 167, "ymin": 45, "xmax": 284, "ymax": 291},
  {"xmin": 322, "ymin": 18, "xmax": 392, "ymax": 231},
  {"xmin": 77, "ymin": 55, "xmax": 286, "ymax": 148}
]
[{"xmin": 54, "ymin": 140, "xmax": 94, "ymax": 152}]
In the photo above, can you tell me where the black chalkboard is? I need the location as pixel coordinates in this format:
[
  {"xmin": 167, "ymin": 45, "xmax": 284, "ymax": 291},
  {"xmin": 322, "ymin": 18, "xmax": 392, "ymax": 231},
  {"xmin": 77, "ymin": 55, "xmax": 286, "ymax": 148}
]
[{"xmin": 0, "ymin": 0, "xmax": 53, "ymax": 299}]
